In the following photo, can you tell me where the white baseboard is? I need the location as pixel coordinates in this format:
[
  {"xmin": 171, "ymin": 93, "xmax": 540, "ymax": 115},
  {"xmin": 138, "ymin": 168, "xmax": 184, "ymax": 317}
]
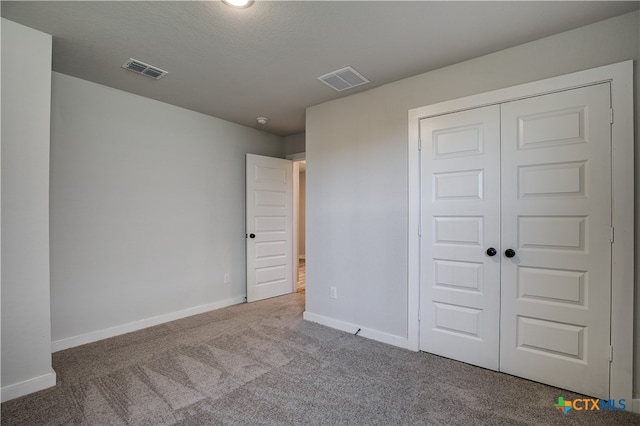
[
  {"xmin": 303, "ymin": 311, "xmax": 410, "ymax": 350},
  {"xmin": 1, "ymin": 369, "xmax": 56, "ymax": 403},
  {"xmin": 51, "ymin": 296, "xmax": 246, "ymax": 352}
]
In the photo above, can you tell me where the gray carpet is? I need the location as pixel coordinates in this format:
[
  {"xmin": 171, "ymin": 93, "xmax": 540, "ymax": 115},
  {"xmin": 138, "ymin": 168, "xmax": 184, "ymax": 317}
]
[{"xmin": 2, "ymin": 291, "xmax": 639, "ymax": 425}]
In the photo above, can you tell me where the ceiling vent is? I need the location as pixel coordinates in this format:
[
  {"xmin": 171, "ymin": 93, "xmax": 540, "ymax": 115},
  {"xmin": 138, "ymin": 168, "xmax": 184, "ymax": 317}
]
[
  {"xmin": 317, "ymin": 66, "xmax": 369, "ymax": 92},
  {"xmin": 122, "ymin": 58, "xmax": 168, "ymax": 80}
]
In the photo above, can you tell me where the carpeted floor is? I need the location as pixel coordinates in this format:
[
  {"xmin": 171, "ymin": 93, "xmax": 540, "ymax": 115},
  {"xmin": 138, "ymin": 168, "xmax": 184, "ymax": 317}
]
[{"xmin": 2, "ymin": 291, "xmax": 639, "ymax": 425}]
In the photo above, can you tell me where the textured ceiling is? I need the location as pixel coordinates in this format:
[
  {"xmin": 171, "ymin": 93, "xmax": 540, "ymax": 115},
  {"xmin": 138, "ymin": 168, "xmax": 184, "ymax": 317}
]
[{"xmin": 2, "ymin": 1, "xmax": 638, "ymax": 136}]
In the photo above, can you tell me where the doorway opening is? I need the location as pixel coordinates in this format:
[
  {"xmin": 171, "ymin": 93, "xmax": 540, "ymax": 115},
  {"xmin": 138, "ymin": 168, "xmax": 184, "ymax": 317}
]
[{"xmin": 292, "ymin": 159, "xmax": 306, "ymax": 293}]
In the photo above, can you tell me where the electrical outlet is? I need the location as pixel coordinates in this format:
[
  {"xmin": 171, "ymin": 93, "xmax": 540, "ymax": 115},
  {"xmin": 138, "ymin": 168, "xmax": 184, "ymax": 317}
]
[
  {"xmin": 330, "ymin": 286, "xmax": 337, "ymax": 299},
  {"xmin": 224, "ymin": 273, "xmax": 230, "ymax": 284}
]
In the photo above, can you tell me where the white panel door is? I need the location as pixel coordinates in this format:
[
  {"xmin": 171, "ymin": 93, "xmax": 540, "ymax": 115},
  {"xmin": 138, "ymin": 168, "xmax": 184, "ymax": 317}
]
[
  {"xmin": 246, "ymin": 154, "xmax": 293, "ymax": 303},
  {"xmin": 500, "ymin": 84, "xmax": 612, "ymax": 398},
  {"xmin": 419, "ymin": 105, "xmax": 501, "ymax": 370}
]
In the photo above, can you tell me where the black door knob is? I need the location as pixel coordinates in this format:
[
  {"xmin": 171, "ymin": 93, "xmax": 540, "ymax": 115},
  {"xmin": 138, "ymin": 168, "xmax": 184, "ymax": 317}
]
[
  {"xmin": 486, "ymin": 248, "xmax": 497, "ymax": 257},
  {"xmin": 249, "ymin": 233, "xmax": 256, "ymax": 239},
  {"xmin": 505, "ymin": 249, "xmax": 516, "ymax": 258}
]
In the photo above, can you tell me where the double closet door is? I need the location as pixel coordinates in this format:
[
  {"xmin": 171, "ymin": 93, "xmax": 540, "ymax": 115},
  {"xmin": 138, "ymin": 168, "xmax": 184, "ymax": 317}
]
[{"xmin": 419, "ymin": 83, "xmax": 612, "ymax": 398}]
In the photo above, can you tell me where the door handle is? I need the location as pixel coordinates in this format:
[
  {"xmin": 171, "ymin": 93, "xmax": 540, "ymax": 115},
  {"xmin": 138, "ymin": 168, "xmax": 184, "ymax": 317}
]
[
  {"xmin": 505, "ymin": 249, "xmax": 516, "ymax": 258},
  {"xmin": 249, "ymin": 233, "xmax": 256, "ymax": 239},
  {"xmin": 486, "ymin": 248, "xmax": 497, "ymax": 256}
]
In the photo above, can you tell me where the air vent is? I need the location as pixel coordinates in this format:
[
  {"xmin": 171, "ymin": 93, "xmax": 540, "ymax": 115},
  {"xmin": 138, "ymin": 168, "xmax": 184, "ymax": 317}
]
[
  {"xmin": 317, "ymin": 66, "xmax": 369, "ymax": 92},
  {"xmin": 122, "ymin": 58, "xmax": 168, "ymax": 80}
]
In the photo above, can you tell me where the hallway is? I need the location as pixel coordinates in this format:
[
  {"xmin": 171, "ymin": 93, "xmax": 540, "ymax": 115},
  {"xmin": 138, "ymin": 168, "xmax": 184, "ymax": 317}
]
[{"xmin": 297, "ymin": 259, "xmax": 306, "ymax": 292}]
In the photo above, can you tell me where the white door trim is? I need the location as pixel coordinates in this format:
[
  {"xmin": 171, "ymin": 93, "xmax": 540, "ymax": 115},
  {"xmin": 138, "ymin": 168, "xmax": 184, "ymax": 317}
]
[
  {"xmin": 288, "ymin": 152, "xmax": 306, "ymax": 293},
  {"xmin": 407, "ymin": 61, "xmax": 634, "ymax": 403}
]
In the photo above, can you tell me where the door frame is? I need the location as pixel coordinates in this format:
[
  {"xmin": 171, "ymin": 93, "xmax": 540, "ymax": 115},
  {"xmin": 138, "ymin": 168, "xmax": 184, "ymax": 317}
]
[
  {"xmin": 407, "ymin": 61, "xmax": 634, "ymax": 402},
  {"xmin": 287, "ymin": 152, "xmax": 306, "ymax": 293}
]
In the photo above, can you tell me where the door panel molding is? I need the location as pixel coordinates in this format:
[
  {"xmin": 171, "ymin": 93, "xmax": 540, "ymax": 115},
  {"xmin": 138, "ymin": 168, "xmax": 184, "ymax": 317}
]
[{"xmin": 408, "ymin": 61, "xmax": 633, "ymax": 403}]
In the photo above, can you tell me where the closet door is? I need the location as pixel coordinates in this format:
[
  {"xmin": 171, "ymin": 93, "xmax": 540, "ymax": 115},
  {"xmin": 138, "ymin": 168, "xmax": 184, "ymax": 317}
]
[
  {"xmin": 419, "ymin": 105, "xmax": 501, "ymax": 370},
  {"xmin": 499, "ymin": 83, "xmax": 612, "ymax": 398}
]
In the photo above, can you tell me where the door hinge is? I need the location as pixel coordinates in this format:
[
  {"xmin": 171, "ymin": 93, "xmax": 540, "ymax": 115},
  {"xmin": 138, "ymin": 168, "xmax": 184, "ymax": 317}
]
[
  {"xmin": 610, "ymin": 108, "xmax": 614, "ymax": 124},
  {"xmin": 418, "ymin": 137, "xmax": 422, "ymax": 151},
  {"xmin": 610, "ymin": 227, "xmax": 614, "ymax": 243},
  {"xmin": 418, "ymin": 223, "xmax": 422, "ymax": 237},
  {"xmin": 609, "ymin": 345, "xmax": 613, "ymax": 362}
]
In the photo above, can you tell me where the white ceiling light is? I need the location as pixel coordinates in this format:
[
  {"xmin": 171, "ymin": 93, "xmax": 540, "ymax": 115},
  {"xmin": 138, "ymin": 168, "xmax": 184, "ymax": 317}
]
[
  {"xmin": 222, "ymin": 0, "xmax": 253, "ymax": 8},
  {"xmin": 256, "ymin": 117, "xmax": 268, "ymax": 125}
]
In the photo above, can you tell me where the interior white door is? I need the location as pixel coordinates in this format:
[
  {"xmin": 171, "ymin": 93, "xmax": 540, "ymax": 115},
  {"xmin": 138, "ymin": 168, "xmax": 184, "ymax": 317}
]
[
  {"xmin": 246, "ymin": 154, "xmax": 293, "ymax": 303},
  {"xmin": 419, "ymin": 105, "xmax": 501, "ymax": 370},
  {"xmin": 499, "ymin": 83, "xmax": 612, "ymax": 398}
]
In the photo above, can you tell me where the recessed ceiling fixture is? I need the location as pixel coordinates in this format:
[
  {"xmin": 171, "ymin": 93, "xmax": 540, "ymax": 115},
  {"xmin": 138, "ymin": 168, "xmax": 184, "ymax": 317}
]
[
  {"xmin": 122, "ymin": 58, "xmax": 168, "ymax": 80},
  {"xmin": 256, "ymin": 117, "xmax": 268, "ymax": 125},
  {"xmin": 317, "ymin": 66, "xmax": 370, "ymax": 92},
  {"xmin": 222, "ymin": 0, "xmax": 253, "ymax": 8}
]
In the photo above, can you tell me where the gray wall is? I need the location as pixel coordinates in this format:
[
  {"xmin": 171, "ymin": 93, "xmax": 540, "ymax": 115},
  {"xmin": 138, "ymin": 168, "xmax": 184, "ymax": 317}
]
[
  {"xmin": 1, "ymin": 19, "xmax": 55, "ymax": 397},
  {"xmin": 50, "ymin": 73, "xmax": 284, "ymax": 345},
  {"xmin": 284, "ymin": 132, "xmax": 306, "ymax": 156},
  {"xmin": 306, "ymin": 10, "xmax": 639, "ymax": 390}
]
